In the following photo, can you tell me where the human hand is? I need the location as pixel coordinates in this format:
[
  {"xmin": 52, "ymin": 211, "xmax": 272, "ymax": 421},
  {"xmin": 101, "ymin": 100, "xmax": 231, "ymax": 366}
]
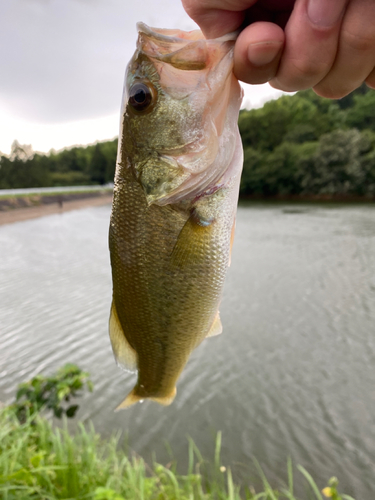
[{"xmin": 182, "ymin": 0, "xmax": 375, "ymax": 98}]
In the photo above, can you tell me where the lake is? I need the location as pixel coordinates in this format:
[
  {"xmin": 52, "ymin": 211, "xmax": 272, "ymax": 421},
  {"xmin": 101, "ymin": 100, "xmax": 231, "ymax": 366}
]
[{"xmin": 1, "ymin": 202, "xmax": 374, "ymax": 498}]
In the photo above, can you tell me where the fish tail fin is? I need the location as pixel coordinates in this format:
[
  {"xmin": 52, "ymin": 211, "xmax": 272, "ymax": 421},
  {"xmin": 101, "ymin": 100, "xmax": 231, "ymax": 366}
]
[
  {"xmin": 115, "ymin": 386, "xmax": 177, "ymax": 410},
  {"xmin": 151, "ymin": 386, "xmax": 177, "ymax": 406},
  {"xmin": 115, "ymin": 388, "xmax": 143, "ymax": 411}
]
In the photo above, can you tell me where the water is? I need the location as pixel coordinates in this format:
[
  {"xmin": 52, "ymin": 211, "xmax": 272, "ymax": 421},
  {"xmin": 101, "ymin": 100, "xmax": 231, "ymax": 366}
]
[{"xmin": 1, "ymin": 203, "xmax": 374, "ymax": 498}]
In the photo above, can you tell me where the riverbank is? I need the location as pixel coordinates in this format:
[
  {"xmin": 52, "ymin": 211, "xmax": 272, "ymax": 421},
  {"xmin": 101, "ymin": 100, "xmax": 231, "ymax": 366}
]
[
  {"xmin": 239, "ymin": 193, "xmax": 375, "ymax": 203},
  {"xmin": 0, "ymin": 192, "xmax": 113, "ymax": 226},
  {"xmin": 2, "ymin": 191, "xmax": 373, "ymax": 227},
  {"xmin": 0, "ymin": 408, "xmax": 347, "ymax": 500}
]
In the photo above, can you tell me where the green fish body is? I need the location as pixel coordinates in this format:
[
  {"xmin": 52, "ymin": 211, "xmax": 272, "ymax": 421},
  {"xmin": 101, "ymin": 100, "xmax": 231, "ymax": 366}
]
[{"xmin": 109, "ymin": 23, "xmax": 243, "ymax": 408}]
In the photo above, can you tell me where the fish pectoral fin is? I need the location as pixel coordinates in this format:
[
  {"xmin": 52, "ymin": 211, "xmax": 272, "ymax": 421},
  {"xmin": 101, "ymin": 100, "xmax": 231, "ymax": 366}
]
[
  {"xmin": 109, "ymin": 301, "xmax": 137, "ymax": 373},
  {"xmin": 206, "ymin": 311, "xmax": 223, "ymax": 338},
  {"xmin": 171, "ymin": 211, "xmax": 213, "ymax": 268},
  {"xmin": 115, "ymin": 387, "xmax": 177, "ymax": 411}
]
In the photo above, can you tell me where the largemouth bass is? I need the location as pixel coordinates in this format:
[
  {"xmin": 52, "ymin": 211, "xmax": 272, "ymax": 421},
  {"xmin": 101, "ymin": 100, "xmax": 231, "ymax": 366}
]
[{"xmin": 109, "ymin": 22, "xmax": 243, "ymax": 408}]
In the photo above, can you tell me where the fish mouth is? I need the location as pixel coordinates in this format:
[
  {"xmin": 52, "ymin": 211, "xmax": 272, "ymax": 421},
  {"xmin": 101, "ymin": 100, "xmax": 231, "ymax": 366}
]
[
  {"xmin": 128, "ymin": 22, "xmax": 242, "ymax": 207},
  {"xmin": 137, "ymin": 22, "xmax": 205, "ymax": 43},
  {"xmin": 137, "ymin": 22, "xmax": 238, "ymax": 44},
  {"xmin": 136, "ymin": 23, "xmax": 238, "ymax": 72}
]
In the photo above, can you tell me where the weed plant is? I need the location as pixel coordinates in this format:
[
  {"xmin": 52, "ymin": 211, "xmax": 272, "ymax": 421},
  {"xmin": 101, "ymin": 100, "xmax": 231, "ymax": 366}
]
[
  {"xmin": 0, "ymin": 366, "xmax": 355, "ymax": 499},
  {"xmin": 0, "ymin": 408, "xmax": 355, "ymax": 500}
]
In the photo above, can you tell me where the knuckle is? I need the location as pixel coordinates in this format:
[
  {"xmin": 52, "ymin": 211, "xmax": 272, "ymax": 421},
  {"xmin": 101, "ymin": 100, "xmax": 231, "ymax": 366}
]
[
  {"xmin": 365, "ymin": 73, "xmax": 375, "ymax": 90},
  {"xmin": 246, "ymin": 71, "xmax": 276, "ymax": 85},
  {"xmin": 313, "ymin": 85, "xmax": 350, "ymax": 100},
  {"xmin": 235, "ymin": 64, "xmax": 277, "ymax": 86},
  {"xmin": 275, "ymin": 57, "xmax": 332, "ymax": 91},
  {"xmin": 342, "ymin": 27, "xmax": 375, "ymax": 52},
  {"xmin": 289, "ymin": 56, "xmax": 331, "ymax": 80}
]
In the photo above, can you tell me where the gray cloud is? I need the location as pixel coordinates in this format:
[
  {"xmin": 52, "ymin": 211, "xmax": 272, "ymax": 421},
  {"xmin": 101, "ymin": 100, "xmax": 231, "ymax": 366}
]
[{"xmin": 1, "ymin": 0, "xmax": 197, "ymax": 124}]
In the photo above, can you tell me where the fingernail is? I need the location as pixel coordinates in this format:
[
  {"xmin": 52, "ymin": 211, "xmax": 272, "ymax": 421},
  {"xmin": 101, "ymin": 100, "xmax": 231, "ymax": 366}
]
[
  {"xmin": 307, "ymin": 0, "xmax": 346, "ymax": 27},
  {"xmin": 247, "ymin": 41, "xmax": 283, "ymax": 67}
]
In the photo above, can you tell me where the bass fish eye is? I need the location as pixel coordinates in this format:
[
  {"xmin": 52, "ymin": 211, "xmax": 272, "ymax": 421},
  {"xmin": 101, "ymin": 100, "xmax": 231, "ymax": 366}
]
[{"xmin": 128, "ymin": 82, "xmax": 155, "ymax": 112}]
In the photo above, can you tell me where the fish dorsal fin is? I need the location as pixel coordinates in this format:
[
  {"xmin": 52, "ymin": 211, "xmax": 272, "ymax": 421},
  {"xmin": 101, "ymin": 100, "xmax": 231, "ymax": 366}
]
[
  {"xmin": 109, "ymin": 301, "xmax": 137, "ymax": 373},
  {"xmin": 206, "ymin": 311, "xmax": 223, "ymax": 337}
]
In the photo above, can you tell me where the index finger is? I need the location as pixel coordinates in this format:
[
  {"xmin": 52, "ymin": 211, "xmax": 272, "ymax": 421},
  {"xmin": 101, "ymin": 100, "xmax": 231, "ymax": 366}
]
[
  {"xmin": 182, "ymin": 0, "xmax": 295, "ymax": 38},
  {"xmin": 182, "ymin": 0, "xmax": 257, "ymax": 38}
]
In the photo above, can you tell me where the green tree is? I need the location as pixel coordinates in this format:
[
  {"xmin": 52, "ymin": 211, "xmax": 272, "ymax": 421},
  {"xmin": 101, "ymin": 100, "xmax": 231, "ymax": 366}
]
[
  {"xmin": 240, "ymin": 146, "xmax": 264, "ymax": 195},
  {"xmin": 0, "ymin": 142, "xmax": 51, "ymax": 188},
  {"xmin": 301, "ymin": 129, "xmax": 372, "ymax": 195},
  {"xmin": 100, "ymin": 138, "xmax": 117, "ymax": 183},
  {"xmin": 89, "ymin": 143, "xmax": 108, "ymax": 184},
  {"xmin": 346, "ymin": 90, "xmax": 375, "ymax": 131},
  {"xmin": 238, "ymin": 86, "xmax": 374, "ymax": 198},
  {"xmin": 239, "ymin": 90, "xmax": 343, "ymax": 153}
]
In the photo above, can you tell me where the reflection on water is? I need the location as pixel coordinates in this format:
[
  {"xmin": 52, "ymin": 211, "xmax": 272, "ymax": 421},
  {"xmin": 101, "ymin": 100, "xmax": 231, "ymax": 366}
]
[{"xmin": 0, "ymin": 203, "xmax": 374, "ymax": 498}]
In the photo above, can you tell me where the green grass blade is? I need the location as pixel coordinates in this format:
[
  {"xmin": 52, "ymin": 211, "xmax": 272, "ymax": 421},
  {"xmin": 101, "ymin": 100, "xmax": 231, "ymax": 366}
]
[
  {"xmin": 252, "ymin": 459, "xmax": 278, "ymax": 500},
  {"xmin": 215, "ymin": 432, "xmax": 222, "ymax": 470},
  {"xmin": 297, "ymin": 465, "xmax": 323, "ymax": 500},
  {"xmin": 287, "ymin": 457, "xmax": 293, "ymax": 496}
]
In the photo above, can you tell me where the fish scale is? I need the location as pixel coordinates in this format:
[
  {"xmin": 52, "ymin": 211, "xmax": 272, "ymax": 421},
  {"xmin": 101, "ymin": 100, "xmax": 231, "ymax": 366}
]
[{"xmin": 108, "ymin": 23, "xmax": 243, "ymax": 408}]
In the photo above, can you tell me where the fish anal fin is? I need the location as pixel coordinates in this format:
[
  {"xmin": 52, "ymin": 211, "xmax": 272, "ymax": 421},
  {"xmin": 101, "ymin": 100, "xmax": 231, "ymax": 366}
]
[
  {"xmin": 171, "ymin": 211, "xmax": 214, "ymax": 268},
  {"xmin": 115, "ymin": 386, "xmax": 177, "ymax": 411},
  {"xmin": 206, "ymin": 311, "xmax": 222, "ymax": 338},
  {"xmin": 109, "ymin": 301, "xmax": 137, "ymax": 373}
]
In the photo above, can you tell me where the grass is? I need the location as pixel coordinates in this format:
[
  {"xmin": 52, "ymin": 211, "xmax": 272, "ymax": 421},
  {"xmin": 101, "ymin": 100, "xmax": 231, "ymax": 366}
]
[{"xmin": 0, "ymin": 408, "xmax": 356, "ymax": 500}]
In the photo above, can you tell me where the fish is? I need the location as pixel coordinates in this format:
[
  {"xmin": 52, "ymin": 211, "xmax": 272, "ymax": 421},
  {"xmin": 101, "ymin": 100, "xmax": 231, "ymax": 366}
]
[{"xmin": 108, "ymin": 22, "xmax": 243, "ymax": 409}]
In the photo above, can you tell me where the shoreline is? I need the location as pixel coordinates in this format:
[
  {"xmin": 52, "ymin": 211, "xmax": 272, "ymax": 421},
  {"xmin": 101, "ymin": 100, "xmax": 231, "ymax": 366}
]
[
  {"xmin": 2, "ymin": 191, "xmax": 374, "ymax": 227},
  {"xmin": 239, "ymin": 193, "xmax": 375, "ymax": 203},
  {"xmin": 0, "ymin": 193, "xmax": 113, "ymax": 226}
]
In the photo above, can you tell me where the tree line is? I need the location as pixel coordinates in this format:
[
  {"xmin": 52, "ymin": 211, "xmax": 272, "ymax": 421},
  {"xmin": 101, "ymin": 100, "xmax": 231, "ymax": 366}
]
[
  {"xmin": 0, "ymin": 139, "xmax": 118, "ymax": 189},
  {"xmin": 1, "ymin": 85, "xmax": 374, "ymax": 198},
  {"xmin": 239, "ymin": 84, "xmax": 375, "ymax": 198}
]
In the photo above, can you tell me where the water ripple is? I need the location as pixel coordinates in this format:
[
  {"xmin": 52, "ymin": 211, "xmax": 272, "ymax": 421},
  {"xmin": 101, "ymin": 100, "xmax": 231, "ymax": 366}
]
[{"xmin": 1, "ymin": 204, "xmax": 375, "ymax": 498}]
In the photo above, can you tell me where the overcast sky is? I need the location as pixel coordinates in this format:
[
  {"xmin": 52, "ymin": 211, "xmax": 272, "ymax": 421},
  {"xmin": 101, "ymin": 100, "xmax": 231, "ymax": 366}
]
[{"xmin": 0, "ymin": 0, "xmax": 287, "ymax": 155}]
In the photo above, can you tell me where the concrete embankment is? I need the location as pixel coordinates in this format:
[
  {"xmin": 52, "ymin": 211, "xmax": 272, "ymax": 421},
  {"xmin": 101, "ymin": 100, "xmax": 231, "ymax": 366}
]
[{"xmin": 0, "ymin": 190, "xmax": 113, "ymax": 225}]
